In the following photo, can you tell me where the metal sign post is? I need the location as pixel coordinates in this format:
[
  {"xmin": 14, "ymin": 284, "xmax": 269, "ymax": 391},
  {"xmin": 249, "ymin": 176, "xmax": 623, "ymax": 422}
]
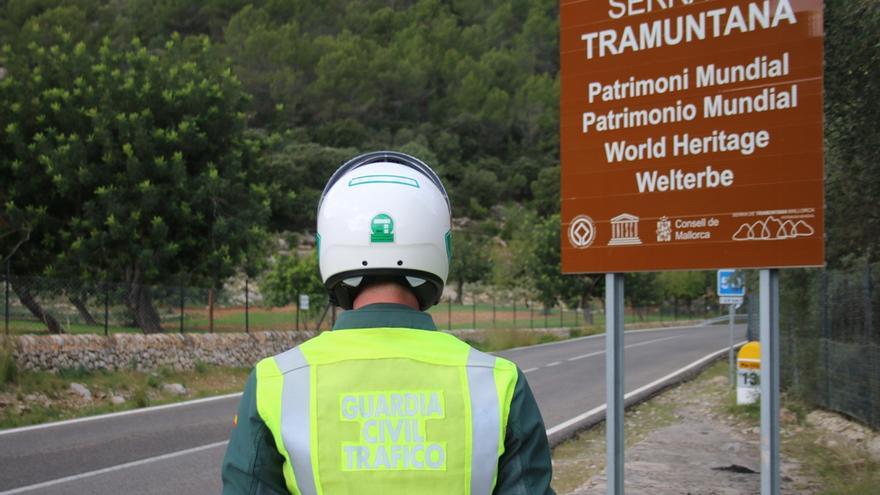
[
  {"xmin": 718, "ymin": 270, "xmax": 746, "ymax": 386},
  {"xmin": 760, "ymin": 269, "xmax": 780, "ymax": 495},
  {"xmin": 729, "ymin": 303, "xmax": 736, "ymax": 385},
  {"xmin": 605, "ymin": 273, "xmax": 625, "ymax": 495}
]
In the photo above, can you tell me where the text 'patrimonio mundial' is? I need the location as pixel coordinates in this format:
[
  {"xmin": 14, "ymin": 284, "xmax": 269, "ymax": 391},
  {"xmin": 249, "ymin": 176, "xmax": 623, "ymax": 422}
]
[{"xmin": 340, "ymin": 391, "xmax": 446, "ymax": 471}]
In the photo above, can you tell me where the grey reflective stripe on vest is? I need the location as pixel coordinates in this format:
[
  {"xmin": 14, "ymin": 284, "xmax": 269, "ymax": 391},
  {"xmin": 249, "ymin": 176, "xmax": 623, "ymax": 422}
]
[
  {"xmin": 274, "ymin": 347, "xmax": 318, "ymax": 495},
  {"xmin": 467, "ymin": 348, "xmax": 500, "ymax": 495}
]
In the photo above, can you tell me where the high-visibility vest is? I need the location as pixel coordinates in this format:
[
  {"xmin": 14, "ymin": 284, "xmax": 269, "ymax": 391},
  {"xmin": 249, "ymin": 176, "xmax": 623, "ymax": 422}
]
[{"xmin": 255, "ymin": 328, "xmax": 518, "ymax": 495}]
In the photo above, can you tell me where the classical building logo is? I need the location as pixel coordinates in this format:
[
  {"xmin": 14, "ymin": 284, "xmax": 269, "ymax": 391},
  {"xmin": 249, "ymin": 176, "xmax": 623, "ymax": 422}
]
[
  {"xmin": 568, "ymin": 215, "xmax": 596, "ymax": 248},
  {"xmin": 608, "ymin": 213, "xmax": 642, "ymax": 246}
]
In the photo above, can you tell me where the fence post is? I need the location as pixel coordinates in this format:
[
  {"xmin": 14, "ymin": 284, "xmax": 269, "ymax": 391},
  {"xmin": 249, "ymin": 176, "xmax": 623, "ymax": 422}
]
[
  {"xmin": 821, "ymin": 271, "xmax": 830, "ymax": 407},
  {"xmin": 575, "ymin": 305, "xmax": 580, "ymax": 327},
  {"xmin": 530, "ymin": 304, "xmax": 534, "ymax": 329},
  {"xmin": 296, "ymin": 298, "xmax": 300, "ymax": 331},
  {"xmin": 245, "ymin": 277, "xmax": 250, "ymax": 333},
  {"xmin": 865, "ymin": 264, "xmax": 875, "ymax": 424},
  {"xmin": 513, "ymin": 300, "xmax": 517, "ymax": 329},
  {"xmin": 447, "ymin": 298, "xmax": 452, "ymax": 332},
  {"xmin": 208, "ymin": 288, "xmax": 214, "ymax": 333},
  {"xmin": 104, "ymin": 283, "xmax": 109, "ymax": 336},
  {"xmin": 472, "ymin": 291, "xmax": 476, "ymax": 330},
  {"xmin": 865, "ymin": 264, "xmax": 873, "ymax": 343},
  {"xmin": 4, "ymin": 258, "xmax": 9, "ymax": 336},
  {"xmin": 179, "ymin": 285, "xmax": 185, "ymax": 334}
]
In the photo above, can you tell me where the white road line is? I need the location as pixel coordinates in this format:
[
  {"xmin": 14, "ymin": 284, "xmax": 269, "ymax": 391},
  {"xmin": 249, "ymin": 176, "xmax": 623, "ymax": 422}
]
[
  {"xmin": 545, "ymin": 361, "xmax": 561, "ymax": 367},
  {"xmin": 502, "ymin": 321, "xmax": 715, "ymax": 353},
  {"xmin": 0, "ymin": 392, "xmax": 242, "ymax": 436},
  {"xmin": 0, "ymin": 441, "xmax": 229, "ymax": 494},
  {"xmin": 556, "ymin": 335, "xmax": 685, "ymax": 365},
  {"xmin": 567, "ymin": 350, "xmax": 603, "ymax": 361},
  {"xmin": 523, "ymin": 367, "xmax": 539, "ymax": 373},
  {"xmin": 545, "ymin": 341, "xmax": 747, "ymax": 436}
]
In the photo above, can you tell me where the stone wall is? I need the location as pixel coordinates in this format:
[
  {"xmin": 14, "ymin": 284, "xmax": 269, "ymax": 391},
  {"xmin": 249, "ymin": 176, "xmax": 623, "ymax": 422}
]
[
  {"xmin": 11, "ymin": 331, "xmax": 316, "ymax": 373},
  {"xmin": 7, "ymin": 327, "xmax": 577, "ymax": 374}
]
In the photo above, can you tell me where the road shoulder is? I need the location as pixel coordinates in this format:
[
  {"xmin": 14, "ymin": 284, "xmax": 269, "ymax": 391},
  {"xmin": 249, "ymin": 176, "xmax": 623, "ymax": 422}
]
[{"xmin": 552, "ymin": 361, "xmax": 825, "ymax": 494}]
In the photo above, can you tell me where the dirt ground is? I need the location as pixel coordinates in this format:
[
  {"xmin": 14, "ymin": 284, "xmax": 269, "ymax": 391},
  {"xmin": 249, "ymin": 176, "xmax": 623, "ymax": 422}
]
[{"xmin": 553, "ymin": 362, "xmax": 830, "ymax": 495}]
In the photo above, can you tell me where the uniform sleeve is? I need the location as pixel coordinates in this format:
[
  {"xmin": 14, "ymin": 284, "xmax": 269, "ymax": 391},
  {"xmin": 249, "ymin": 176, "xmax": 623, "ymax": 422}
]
[
  {"xmin": 493, "ymin": 368, "xmax": 556, "ymax": 495},
  {"xmin": 221, "ymin": 371, "xmax": 288, "ymax": 495}
]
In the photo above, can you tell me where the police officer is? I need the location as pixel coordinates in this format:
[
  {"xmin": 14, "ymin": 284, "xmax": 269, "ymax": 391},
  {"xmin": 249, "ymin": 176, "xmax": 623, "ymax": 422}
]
[{"xmin": 222, "ymin": 151, "xmax": 554, "ymax": 494}]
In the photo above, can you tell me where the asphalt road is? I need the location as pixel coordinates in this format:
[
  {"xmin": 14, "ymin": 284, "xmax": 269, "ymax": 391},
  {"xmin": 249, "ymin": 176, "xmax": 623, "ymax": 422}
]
[{"xmin": 0, "ymin": 322, "xmax": 745, "ymax": 494}]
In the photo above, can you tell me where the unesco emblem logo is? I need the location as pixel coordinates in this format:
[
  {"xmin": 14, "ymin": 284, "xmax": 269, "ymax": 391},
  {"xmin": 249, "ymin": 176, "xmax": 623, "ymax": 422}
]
[{"xmin": 568, "ymin": 215, "xmax": 596, "ymax": 248}]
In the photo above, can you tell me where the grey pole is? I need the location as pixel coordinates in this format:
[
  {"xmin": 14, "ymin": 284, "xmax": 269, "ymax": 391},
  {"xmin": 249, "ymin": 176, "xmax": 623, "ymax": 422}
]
[
  {"xmin": 606, "ymin": 273, "xmax": 625, "ymax": 495},
  {"xmin": 760, "ymin": 269, "xmax": 780, "ymax": 495},
  {"xmin": 729, "ymin": 303, "xmax": 736, "ymax": 386}
]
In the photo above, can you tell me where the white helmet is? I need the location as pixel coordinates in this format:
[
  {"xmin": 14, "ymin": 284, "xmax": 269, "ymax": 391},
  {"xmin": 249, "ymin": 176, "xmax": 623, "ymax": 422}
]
[{"xmin": 317, "ymin": 151, "xmax": 452, "ymax": 310}]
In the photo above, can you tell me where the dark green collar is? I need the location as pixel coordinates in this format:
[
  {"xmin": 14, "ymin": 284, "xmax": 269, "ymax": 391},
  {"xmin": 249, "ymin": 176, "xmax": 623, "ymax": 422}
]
[{"xmin": 332, "ymin": 303, "xmax": 437, "ymax": 331}]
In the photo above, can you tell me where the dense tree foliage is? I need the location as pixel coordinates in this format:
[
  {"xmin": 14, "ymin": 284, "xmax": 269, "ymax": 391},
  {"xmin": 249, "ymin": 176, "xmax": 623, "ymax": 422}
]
[
  {"xmin": 0, "ymin": 27, "xmax": 270, "ymax": 332},
  {"xmin": 824, "ymin": 0, "xmax": 880, "ymax": 267},
  {"xmin": 1, "ymin": 0, "xmax": 560, "ymax": 230}
]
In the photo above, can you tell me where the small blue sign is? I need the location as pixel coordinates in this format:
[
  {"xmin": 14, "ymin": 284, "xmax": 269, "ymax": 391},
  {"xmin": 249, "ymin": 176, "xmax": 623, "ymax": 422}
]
[{"xmin": 717, "ymin": 269, "xmax": 746, "ymax": 297}]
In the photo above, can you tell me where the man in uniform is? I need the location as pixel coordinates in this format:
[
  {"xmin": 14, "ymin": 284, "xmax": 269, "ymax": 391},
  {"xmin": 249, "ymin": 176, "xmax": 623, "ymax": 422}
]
[{"xmin": 222, "ymin": 151, "xmax": 554, "ymax": 494}]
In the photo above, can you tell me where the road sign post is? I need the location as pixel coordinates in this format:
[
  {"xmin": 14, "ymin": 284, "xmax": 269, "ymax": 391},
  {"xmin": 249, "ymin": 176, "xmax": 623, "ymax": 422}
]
[
  {"xmin": 718, "ymin": 269, "xmax": 746, "ymax": 385},
  {"xmin": 729, "ymin": 303, "xmax": 736, "ymax": 385},
  {"xmin": 760, "ymin": 269, "xmax": 781, "ymax": 495},
  {"xmin": 605, "ymin": 273, "xmax": 624, "ymax": 495}
]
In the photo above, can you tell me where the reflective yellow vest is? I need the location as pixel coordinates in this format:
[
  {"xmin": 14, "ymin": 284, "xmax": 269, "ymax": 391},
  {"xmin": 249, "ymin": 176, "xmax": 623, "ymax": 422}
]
[{"xmin": 255, "ymin": 328, "xmax": 518, "ymax": 495}]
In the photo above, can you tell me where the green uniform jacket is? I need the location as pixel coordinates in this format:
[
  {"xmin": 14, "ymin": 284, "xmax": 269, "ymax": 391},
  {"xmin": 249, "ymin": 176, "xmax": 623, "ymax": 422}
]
[{"xmin": 221, "ymin": 303, "xmax": 555, "ymax": 494}]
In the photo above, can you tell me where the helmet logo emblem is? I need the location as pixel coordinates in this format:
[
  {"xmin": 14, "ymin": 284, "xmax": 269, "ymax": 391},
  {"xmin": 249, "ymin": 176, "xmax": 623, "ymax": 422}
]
[{"xmin": 370, "ymin": 214, "xmax": 394, "ymax": 243}]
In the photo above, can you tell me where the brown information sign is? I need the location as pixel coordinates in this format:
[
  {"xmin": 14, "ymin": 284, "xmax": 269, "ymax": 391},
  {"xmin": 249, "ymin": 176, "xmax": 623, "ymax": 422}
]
[{"xmin": 560, "ymin": 0, "xmax": 824, "ymax": 273}]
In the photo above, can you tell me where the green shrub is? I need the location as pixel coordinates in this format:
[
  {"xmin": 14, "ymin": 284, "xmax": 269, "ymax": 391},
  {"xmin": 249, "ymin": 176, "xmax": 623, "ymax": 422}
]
[
  {"xmin": 146, "ymin": 374, "xmax": 160, "ymax": 388},
  {"xmin": 132, "ymin": 388, "xmax": 150, "ymax": 408},
  {"xmin": 0, "ymin": 344, "xmax": 17, "ymax": 386},
  {"xmin": 195, "ymin": 361, "xmax": 208, "ymax": 374}
]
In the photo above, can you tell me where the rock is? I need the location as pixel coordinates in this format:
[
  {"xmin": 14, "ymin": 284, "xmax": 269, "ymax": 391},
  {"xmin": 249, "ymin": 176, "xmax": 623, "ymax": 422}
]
[
  {"xmin": 780, "ymin": 407, "xmax": 797, "ymax": 424},
  {"xmin": 709, "ymin": 376, "xmax": 727, "ymax": 386},
  {"xmin": 162, "ymin": 383, "xmax": 187, "ymax": 396},
  {"xmin": 111, "ymin": 395, "xmax": 126, "ymax": 406},
  {"xmin": 866, "ymin": 435, "xmax": 880, "ymax": 462},
  {"xmin": 69, "ymin": 383, "xmax": 92, "ymax": 401}
]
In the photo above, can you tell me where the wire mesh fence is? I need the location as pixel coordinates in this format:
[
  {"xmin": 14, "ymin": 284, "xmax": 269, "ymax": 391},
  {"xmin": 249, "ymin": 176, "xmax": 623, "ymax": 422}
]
[
  {"xmin": 2, "ymin": 272, "xmax": 716, "ymax": 336},
  {"xmin": 779, "ymin": 263, "xmax": 880, "ymax": 429},
  {"xmin": 0, "ymin": 275, "xmax": 337, "ymax": 335}
]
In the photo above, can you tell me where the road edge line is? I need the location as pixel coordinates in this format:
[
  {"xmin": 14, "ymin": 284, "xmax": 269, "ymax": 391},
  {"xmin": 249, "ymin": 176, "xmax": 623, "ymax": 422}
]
[
  {"xmin": 0, "ymin": 392, "xmax": 243, "ymax": 437},
  {"xmin": 545, "ymin": 341, "xmax": 748, "ymax": 447},
  {"xmin": 0, "ymin": 441, "xmax": 229, "ymax": 494}
]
